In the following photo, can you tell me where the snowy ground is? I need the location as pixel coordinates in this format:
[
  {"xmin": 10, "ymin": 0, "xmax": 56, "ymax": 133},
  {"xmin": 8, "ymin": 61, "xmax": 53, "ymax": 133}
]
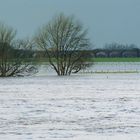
[{"xmin": 0, "ymin": 72, "xmax": 140, "ymax": 139}]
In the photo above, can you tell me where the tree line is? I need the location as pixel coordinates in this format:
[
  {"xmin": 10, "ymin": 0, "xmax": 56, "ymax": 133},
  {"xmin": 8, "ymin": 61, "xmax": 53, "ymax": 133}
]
[
  {"xmin": 94, "ymin": 43, "xmax": 140, "ymax": 58},
  {"xmin": 0, "ymin": 14, "xmax": 139, "ymax": 77},
  {"xmin": 0, "ymin": 14, "xmax": 91, "ymax": 77}
]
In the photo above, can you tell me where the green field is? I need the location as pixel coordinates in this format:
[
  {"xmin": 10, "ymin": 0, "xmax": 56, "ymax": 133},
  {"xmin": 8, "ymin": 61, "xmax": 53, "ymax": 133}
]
[{"xmin": 92, "ymin": 57, "xmax": 140, "ymax": 62}]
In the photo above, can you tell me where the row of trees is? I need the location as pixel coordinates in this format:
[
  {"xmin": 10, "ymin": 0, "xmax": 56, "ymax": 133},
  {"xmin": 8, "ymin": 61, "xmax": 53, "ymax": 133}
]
[
  {"xmin": 104, "ymin": 43, "xmax": 139, "ymax": 50},
  {"xmin": 0, "ymin": 14, "xmax": 91, "ymax": 77},
  {"xmin": 94, "ymin": 43, "xmax": 140, "ymax": 58},
  {"xmin": 2, "ymin": 14, "xmax": 139, "ymax": 77}
]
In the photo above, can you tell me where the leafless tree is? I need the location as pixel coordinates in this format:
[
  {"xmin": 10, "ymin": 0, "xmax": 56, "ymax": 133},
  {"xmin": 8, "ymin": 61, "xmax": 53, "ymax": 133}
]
[
  {"xmin": 35, "ymin": 14, "xmax": 91, "ymax": 75},
  {"xmin": 0, "ymin": 23, "xmax": 37, "ymax": 77}
]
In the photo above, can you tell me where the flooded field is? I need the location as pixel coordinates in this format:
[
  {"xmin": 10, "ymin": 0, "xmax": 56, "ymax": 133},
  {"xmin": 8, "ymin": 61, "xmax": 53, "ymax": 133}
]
[
  {"xmin": 85, "ymin": 62, "xmax": 140, "ymax": 73},
  {"xmin": 37, "ymin": 62, "xmax": 140, "ymax": 75},
  {"xmin": 0, "ymin": 73, "xmax": 140, "ymax": 140}
]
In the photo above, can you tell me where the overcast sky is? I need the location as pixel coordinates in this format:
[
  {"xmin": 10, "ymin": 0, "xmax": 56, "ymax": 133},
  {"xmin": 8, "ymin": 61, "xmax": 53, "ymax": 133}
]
[{"xmin": 0, "ymin": 0, "xmax": 140, "ymax": 48}]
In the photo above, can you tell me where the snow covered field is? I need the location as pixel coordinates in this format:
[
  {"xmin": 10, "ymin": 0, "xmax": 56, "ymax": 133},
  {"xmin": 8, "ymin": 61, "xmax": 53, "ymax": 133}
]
[{"xmin": 0, "ymin": 72, "xmax": 140, "ymax": 140}]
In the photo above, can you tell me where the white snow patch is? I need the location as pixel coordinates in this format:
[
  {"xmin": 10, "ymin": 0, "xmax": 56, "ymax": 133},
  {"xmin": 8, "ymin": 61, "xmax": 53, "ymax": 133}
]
[{"xmin": 0, "ymin": 73, "xmax": 140, "ymax": 139}]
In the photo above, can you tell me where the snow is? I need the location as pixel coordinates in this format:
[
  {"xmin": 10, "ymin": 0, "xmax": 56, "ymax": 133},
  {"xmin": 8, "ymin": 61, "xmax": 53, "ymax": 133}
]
[{"xmin": 0, "ymin": 71, "xmax": 140, "ymax": 139}]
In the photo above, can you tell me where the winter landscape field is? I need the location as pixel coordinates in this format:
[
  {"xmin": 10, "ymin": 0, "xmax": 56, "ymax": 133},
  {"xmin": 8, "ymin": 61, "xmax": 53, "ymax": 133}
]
[
  {"xmin": 1, "ymin": 0, "xmax": 140, "ymax": 139},
  {"xmin": 0, "ymin": 62, "xmax": 140, "ymax": 140}
]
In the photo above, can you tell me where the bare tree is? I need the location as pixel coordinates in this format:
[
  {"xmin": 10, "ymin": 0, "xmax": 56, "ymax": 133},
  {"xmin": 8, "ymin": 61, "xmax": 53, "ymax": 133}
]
[
  {"xmin": 35, "ymin": 14, "xmax": 91, "ymax": 75},
  {"xmin": 0, "ymin": 23, "xmax": 37, "ymax": 77}
]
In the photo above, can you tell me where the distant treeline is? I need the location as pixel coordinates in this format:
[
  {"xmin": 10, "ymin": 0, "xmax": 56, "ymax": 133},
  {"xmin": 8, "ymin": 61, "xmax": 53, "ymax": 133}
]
[
  {"xmin": 1, "ymin": 42, "xmax": 140, "ymax": 60},
  {"xmin": 93, "ymin": 43, "xmax": 140, "ymax": 58},
  {"xmin": 33, "ymin": 43, "xmax": 140, "ymax": 59}
]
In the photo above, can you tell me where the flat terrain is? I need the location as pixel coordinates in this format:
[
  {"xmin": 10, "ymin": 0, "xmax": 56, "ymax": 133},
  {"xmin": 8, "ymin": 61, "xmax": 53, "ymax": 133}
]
[
  {"xmin": 0, "ymin": 73, "xmax": 140, "ymax": 140},
  {"xmin": 84, "ymin": 62, "xmax": 140, "ymax": 73}
]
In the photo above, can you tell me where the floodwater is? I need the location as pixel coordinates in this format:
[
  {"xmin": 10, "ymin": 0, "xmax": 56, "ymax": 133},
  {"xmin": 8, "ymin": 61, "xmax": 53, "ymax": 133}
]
[{"xmin": 86, "ymin": 62, "xmax": 140, "ymax": 72}]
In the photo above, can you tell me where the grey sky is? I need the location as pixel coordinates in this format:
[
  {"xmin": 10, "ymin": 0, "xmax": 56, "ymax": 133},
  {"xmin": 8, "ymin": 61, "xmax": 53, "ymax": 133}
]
[{"xmin": 0, "ymin": 0, "xmax": 140, "ymax": 48}]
